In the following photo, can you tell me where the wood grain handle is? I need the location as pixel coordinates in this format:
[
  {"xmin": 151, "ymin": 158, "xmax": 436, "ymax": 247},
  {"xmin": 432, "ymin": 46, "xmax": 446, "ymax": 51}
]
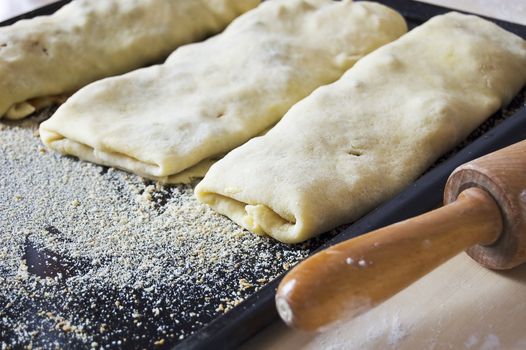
[{"xmin": 275, "ymin": 187, "xmax": 503, "ymax": 331}]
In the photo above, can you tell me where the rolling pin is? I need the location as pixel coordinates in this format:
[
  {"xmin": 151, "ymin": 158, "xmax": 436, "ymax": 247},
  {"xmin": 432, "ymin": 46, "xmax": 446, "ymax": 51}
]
[{"xmin": 275, "ymin": 140, "xmax": 526, "ymax": 331}]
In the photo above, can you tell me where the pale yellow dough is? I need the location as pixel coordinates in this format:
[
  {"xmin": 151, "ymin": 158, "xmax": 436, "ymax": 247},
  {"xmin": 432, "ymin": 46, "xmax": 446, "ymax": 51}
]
[
  {"xmin": 0, "ymin": 0, "xmax": 259, "ymax": 119},
  {"xmin": 39, "ymin": 0, "xmax": 407, "ymax": 183},
  {"xmin": 196, "ymin": 12, "xmax": 526, "ymax": 243}
]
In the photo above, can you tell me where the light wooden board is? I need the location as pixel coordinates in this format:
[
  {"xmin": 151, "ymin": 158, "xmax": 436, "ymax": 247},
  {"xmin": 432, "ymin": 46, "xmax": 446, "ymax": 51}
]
[
  {"xmin": 418, "ymin": 0, "xmax": 526, "ymax": 25},
  {"xmin": 0, "ymin": 0, "xmax": 56, "ymax": 22},
  {"xmin": 243, "ymin": 253, "xmax": 526, "ymax": 349}
]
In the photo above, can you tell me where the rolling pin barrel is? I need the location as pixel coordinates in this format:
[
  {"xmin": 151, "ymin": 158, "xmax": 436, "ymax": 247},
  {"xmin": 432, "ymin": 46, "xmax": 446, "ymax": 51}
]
[{"xmin": 445, "ymin": 140, "xmax": 526, "ymax": 269}]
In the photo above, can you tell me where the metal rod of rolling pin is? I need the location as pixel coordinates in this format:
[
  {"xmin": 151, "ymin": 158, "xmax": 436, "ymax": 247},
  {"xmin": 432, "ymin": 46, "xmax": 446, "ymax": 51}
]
[{"xmin": 275, "ymin": 186, "xmax": 503, "ymax": 331}]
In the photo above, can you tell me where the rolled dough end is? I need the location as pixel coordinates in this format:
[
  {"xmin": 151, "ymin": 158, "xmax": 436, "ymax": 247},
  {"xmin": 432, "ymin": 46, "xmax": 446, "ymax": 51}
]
[{"xmin": 195, "ymin": 188, "xmax": 306, "ymax": 244}]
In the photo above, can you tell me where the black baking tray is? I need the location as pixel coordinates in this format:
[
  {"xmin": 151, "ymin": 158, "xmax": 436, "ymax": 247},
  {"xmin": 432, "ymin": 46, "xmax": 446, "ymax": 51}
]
[{"xmin": 1, "ymin": 1, "xmax": 525, "ymax": 349}]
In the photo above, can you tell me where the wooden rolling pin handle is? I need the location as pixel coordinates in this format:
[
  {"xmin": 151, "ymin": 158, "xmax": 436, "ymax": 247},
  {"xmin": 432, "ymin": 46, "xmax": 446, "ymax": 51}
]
[{"xmin": 276, "ymin": 187, "xmax": 503, "ymax": 331}]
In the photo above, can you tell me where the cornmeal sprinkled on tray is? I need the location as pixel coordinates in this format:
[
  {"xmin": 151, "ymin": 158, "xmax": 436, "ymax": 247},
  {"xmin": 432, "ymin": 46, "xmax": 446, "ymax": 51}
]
[{"xmin": 0, "ymin": 110, "xmax": 329, "ymax": 348}]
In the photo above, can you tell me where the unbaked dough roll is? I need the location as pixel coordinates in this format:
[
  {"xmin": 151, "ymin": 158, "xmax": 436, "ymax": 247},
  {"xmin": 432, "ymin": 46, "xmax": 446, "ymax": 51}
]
[
  {"xmin": 39, "ymin": 0, "xmax": 407, "ymax": 183},
  {"xmin": 196, "ymin": 12, "xmax": 526, "ymax": 243},
  {"xmin": 0, "ymin": 0, "xmax": 259, "ymax": 120}
]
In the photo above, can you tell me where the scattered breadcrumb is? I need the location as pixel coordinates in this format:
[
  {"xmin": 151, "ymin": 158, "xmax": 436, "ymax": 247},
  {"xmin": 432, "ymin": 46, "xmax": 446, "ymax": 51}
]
[{"xmin": 0, "ymin": 109, "xmax": 328, "ymax": 349}]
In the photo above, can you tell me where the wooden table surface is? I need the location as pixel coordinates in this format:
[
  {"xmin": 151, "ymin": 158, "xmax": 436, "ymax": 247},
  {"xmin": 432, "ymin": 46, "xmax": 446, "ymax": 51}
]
[
  {"xmin": 245, "ymin": 254, "xmax": 526, "ymax": 349},
  {"xmin": 0, "ymin": 0, "xmax": 55, "ymax": 22},
  {"xmin": 1, "ymin": 0, "xmax": 525, "ymax": 25},
  {"xmin": 1, "ymin": 1, "xmax": 525, "ymax": 349}
]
